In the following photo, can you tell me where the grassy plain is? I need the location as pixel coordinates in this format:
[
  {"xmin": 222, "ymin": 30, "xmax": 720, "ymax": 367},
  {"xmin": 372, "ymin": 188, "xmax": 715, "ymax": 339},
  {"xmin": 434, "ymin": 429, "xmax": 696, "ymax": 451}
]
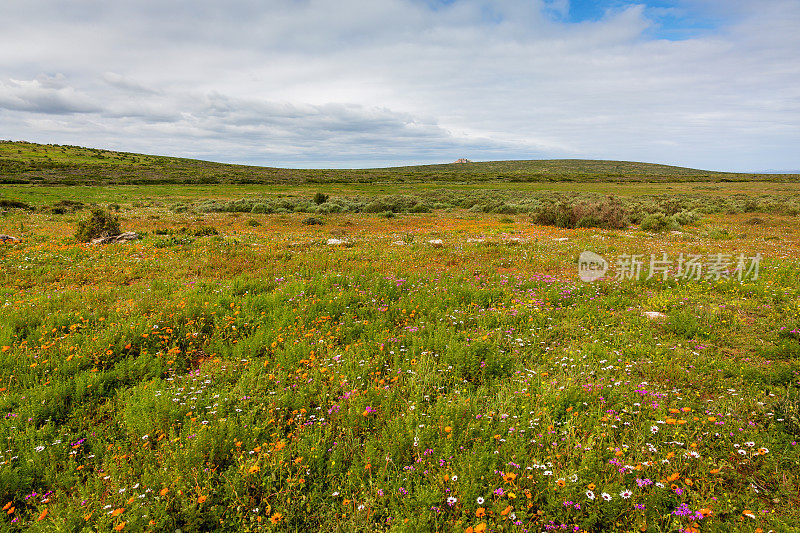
[{"xmin": 0, "ymin": 146, "xmax": 799, "ymax": 532}]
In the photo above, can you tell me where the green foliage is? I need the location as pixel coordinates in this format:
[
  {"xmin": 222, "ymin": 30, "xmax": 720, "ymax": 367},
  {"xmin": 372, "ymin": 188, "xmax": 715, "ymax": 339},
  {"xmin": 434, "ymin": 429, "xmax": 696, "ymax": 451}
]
[
  {"xmin": 532, "ymin": 196, "xmax": 629, "ymax": 229},
  {"xmin": 313, "ymin": 192, "xmax": 329, "ymax": 204},
  {"xmin": 640, "ymin": 212, "xmax": 679, "ymax": 232},
  {"xmin": 0, "ymin": 198, "xmax": 34, "ymax": 210},
  {"xmin": 74, "ymin": 208, "xmax": 121, "ymax": 241}
]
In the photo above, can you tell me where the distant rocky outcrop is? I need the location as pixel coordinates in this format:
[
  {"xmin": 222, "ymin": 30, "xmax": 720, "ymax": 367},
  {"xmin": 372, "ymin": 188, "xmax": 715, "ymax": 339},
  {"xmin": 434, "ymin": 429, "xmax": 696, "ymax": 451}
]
[
  {"xmin": 453, "ymin": 158, "xmax": 472, "ymax": 164},
  {"xmin": 91, "ymin": 232, "xmax": 139, "ymax": 244}
]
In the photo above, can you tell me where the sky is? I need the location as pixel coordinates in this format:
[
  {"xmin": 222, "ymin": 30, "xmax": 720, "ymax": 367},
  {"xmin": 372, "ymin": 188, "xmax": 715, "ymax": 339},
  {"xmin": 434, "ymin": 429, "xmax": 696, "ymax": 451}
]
[{"xmin": 1, "ymin": 0, "xmax": 798, "ymax": 171}]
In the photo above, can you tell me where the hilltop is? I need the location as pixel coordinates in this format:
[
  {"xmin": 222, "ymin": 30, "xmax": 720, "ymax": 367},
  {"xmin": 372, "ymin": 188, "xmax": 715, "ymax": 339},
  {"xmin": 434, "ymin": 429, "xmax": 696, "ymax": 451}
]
[{"xmin": 1, "ymin": 140, "xmax": 797, "ymax": 185}]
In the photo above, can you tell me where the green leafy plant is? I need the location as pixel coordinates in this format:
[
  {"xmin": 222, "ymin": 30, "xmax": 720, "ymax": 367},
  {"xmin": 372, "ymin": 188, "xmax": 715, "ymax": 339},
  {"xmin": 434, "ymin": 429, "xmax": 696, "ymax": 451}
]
[{"xmin": 74, "ymin": 208, "xmax": 121, "ymax": 241}]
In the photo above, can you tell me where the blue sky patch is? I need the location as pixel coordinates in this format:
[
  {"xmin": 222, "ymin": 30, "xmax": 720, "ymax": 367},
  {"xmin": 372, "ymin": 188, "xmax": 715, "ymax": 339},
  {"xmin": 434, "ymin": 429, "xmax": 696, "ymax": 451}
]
[{"xmin": 557, "ymin": 0, "xmax": 721, "ymax": 40}]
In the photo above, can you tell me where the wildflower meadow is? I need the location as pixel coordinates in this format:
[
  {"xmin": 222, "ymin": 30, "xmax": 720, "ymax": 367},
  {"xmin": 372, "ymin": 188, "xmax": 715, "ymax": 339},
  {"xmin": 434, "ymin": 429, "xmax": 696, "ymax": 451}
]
[{"xmin": 1, "ymin": 148, "xmax": 799, "ymax": 532}]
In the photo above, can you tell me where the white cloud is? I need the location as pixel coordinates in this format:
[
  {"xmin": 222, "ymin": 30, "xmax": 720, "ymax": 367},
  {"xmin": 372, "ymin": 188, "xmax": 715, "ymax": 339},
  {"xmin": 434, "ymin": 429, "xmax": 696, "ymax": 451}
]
[
  {"xmin": 0, "ymin": 76, "xmax": 99, "ymax": 114},
  {"xmin": 0, "ymin": 0, "xmax": 798, "ymax": 170}
]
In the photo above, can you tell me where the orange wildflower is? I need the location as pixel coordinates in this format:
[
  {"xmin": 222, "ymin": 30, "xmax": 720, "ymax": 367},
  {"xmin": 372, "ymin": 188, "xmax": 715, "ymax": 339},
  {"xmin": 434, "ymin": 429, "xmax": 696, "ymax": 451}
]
[
  {"xmin": 37, "ymin": 508, "xmax": 48, "ymax": 521},
  {"xmin": 270, "ymin": 512, "xmax": 283, "ymax": 524}
]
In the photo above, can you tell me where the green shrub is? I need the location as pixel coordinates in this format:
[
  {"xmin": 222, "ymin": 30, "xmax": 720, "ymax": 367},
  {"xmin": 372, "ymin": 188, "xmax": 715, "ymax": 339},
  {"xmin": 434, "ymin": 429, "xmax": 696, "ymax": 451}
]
[
  {"xmin": 251, "ymin": 202, "xmax": 273, "ymax": 214},
  {"xmin": 532, "ymin": 196, "xmax": 628, "ymax": 229},
  {"xmin": 313, "ymin": 192, "xmax": 329, "ymax": 205},
  {"xmin": 316, "ymin": 203, "xmax": 342, "ymax": 214},
  {"xmin": 0, "ymin": 198, "xmax": 33, "ymax": 210},
  {"xmin": 639, "ymin": 213, "xmax": 679, "ymax": 232},
  {"xmin": 190, "ymin": 225, "xmax": 219, "ymax": 236},
  {"xmin": 364, "ymin": 200, "xmax": 387, "ymax": 213},
  {"xmin": 670, "ymin": 210, "xmax": 700, "ymax": 226},
  {"xmin": 75, "ymin": 208, "xmax": 121, "ymax": 241}
]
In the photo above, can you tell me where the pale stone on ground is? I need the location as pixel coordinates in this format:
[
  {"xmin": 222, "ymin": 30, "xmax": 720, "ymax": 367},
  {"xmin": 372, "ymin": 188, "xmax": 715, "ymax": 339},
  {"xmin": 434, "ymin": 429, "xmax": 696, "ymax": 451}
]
[{"xmin": 91, "ymin": 232, "xmax": 139, "ymax": 244}]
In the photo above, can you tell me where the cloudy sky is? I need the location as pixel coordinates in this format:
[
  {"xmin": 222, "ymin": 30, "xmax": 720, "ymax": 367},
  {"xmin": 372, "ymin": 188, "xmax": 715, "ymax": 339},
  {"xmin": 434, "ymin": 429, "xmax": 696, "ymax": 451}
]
[{"xmin": 1, "ymin": 0, "xmax": 798, "ymax": 171}]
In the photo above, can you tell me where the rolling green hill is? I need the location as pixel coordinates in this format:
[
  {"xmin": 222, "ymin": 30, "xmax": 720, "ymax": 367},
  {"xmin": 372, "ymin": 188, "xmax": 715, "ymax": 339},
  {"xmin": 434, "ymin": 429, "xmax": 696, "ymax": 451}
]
[{"xmin": 1, "ymin": 140, "xmax": 797, "ymax": 185}]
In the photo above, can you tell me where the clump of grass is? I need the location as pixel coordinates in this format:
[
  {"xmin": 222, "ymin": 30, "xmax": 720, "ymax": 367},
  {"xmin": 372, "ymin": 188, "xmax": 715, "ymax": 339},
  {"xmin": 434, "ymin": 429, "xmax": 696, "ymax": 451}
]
[
  {"xmin": 774, "ymin": 393, "xmax": 800, "ymax": 439},
  {"xmin": 48, "ymin": 200, "xmax": 85, "ymax": 214}
]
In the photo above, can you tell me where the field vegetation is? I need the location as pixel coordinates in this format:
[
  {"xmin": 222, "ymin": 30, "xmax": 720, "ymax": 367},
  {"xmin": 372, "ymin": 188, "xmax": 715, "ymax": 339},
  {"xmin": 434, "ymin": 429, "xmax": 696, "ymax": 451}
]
[
  {"xmin": 3, "ymin": 140, "xmax": 800, "ymax": 185},
  {"xmin": 0, "ymin": 143, "xmax": 799, "ymax": 532}
]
